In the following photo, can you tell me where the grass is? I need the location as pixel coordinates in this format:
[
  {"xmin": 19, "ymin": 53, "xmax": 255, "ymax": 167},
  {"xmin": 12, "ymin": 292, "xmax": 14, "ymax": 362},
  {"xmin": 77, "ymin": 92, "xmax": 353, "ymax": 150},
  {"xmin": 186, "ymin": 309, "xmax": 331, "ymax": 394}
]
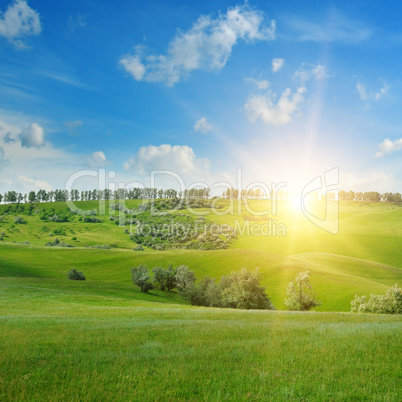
[
  {"xmin": 0, "ymin": 199, "xmax": 401, "ymax": 399},
  {"xmin": 0, "ymin": 279, "xmax": 401, "ymax": 400}
]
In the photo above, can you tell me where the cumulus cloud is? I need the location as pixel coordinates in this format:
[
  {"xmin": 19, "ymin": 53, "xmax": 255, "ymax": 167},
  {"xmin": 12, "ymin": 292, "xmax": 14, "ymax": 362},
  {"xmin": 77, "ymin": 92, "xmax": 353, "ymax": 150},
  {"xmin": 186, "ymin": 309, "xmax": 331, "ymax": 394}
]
[
  {"xmin": 245, "ymin": 87, "xmax": 307, "ymax": 126},
  {"xmin": 272, "ymin": 58, "xmax": 284, "ymax": 73},
  {"xmin": 18, "ymin": 175, "xmax": 52, "ymax": 191},
  {"xmin": 120, "ymin": 4, "xmax": 275, "ymax": 86},
  {"xmin": 0, "ymin": 0, "xmax": 41, "ymax": 48},
  {"xmin": 88, "ymin": 151, "xmax": 109, "ymax": 167},
  {"xmin": 294, "ymin": 63, "xmax": 328, "ymax": 83},
  {"xmin": 356, "ymin": 81, "xmax": 389, "ymax": 102},
  {"xmin": 194, "ymin": 117, "xmax": 213, "ymax": 134},
  {"xmin": 245, "ymin": 77, "xmax": 269, "ymax": 90},
  {"xmin": 374, "ymin": 138, "xmax": 402, "ymax": 158},
  {"xmin": 124, "ymin": 144, "xmax": 210, "ymax": 179},
  {"xmin": 19, "ymin": 122, "xmax": 45, "ymax": 148}
]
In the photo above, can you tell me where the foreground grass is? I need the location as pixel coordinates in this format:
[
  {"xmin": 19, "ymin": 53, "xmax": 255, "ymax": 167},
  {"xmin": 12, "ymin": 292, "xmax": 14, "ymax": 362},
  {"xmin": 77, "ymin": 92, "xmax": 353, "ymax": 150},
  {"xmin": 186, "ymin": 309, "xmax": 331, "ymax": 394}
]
[{"xmin": 0, "ymin": 280, "xmax": 401, "ymax": 401}]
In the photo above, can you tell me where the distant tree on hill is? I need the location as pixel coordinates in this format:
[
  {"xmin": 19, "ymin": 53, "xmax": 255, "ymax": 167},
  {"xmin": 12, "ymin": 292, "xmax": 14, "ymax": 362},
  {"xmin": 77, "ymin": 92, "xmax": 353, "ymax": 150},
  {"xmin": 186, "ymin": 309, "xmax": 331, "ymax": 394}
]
[
  {"xmin": 131, "ymin": 265, "xmax": 154, "ymax": 293},
  {"xmin": 175, "ymin": 265, "xmax": 196, "ymax": 291}
]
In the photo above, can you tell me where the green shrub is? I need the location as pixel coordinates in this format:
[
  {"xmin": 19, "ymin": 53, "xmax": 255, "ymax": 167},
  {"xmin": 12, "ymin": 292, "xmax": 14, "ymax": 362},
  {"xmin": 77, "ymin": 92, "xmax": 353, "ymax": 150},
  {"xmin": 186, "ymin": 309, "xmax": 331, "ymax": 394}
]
[
  {"xmin": 14, "ymin": 216, "xmax": 26, "ymax": 224},
  {"xmin": 67, "ymin": 268, "xmax": 86, "ymax": 280},
  {"xmin": 182, "ymin": 276, "xmax": 222, "ymax": 307},
  {"xmin": 133, "ymin": 244, "xmax": 144, "ymax": 251},
  {"xmin": 220, "ymin": 268, "xmax": 274, "ymax": 310},
  {"xmin": 284, "ymin": 271, "xmax": 320, "ymax": 311},
  {"xmin": 152, "ymin": 265, "xmax": 176, "ymax": 291},
  {"xmin": 131, "ymin": 265, "xmax": 154, "ymax": 293},
  {"xmin": 175, "ymin": 265, "xmax": 196, "ymax": 291},
  {"xmin": 351, "ymin": 285, "xmax": 401, "ymax": 314}
]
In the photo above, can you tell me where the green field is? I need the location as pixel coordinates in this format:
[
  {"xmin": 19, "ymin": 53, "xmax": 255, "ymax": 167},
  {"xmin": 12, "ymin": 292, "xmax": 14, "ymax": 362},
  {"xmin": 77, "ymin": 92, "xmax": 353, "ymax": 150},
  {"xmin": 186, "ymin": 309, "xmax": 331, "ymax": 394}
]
[{"xmin": 0, "ymin": 200, "xmax": 401, "ymax": 399}]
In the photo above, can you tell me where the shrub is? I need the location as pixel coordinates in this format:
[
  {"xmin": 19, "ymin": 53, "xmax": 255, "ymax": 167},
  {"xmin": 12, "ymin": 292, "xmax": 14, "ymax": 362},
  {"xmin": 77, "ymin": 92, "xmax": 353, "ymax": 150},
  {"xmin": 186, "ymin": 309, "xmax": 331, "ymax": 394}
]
[
  {"xmin": 152, "ymin": 265, "xmax": 176, "ymax": 291},
  {"xmin": 67, "ymin": 268, "xmax": 86, "ymax": 280},
  {"xmin": 71, "ymin": 237, "xmax": 77, "ymax": 241},
  {"xmin": 284, "ymin": 271, "xmax": 320, "ymax": 311},
  {"xmin": 182, "ymin": 276, "xmax": 222, "ymax": 307},
  {"xmin": 351, "ymin": 285, "xmax": 402, "ymax": 314},
  {"xmin": 133, "ymin": 244, "xmax": 144, "ymax": 251},
  {"xmin": 14, "ymin": 216, "xmax": 26, "ymax": 224},
  {"xmin": 131, "ymin": 265, "xmax": 154, "ymax": 293},
  {"xmin": 175, "ymin": 265, "xmax": 196, "ymax": 291},
  {"xmin": 220, "ymin": 268, "xmax": 274, "ymax": 310}
]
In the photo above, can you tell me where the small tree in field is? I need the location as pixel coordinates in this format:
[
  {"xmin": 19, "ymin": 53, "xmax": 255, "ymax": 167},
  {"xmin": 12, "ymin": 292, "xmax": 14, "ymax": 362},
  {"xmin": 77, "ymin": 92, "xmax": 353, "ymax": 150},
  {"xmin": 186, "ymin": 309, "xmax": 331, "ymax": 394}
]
[
  {"xmin": 131, "ymin": 265, "xmax": 154, "ymax": 293},
  {"xmin": 67, "ymin": 268, "xmax": 86, "ymax": 280},
  {"xmin": 220, "ymin": 268, "xmax": 274, "ymax": 310},
  {"xmin": 284, "ymin": 271, "xmax": 320, "ymax": 311},
  {"xmin": 175, "ymin": 265, "xmax": 196, "ymax": 292}
]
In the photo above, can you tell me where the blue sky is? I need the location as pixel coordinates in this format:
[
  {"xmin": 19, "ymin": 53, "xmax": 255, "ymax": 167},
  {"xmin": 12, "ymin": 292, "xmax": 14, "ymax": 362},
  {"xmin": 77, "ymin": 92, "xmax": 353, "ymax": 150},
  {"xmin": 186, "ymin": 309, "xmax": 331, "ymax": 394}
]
[{"xmin": 0, "ymin": 0, "xmax": 402, "ymax": 194}]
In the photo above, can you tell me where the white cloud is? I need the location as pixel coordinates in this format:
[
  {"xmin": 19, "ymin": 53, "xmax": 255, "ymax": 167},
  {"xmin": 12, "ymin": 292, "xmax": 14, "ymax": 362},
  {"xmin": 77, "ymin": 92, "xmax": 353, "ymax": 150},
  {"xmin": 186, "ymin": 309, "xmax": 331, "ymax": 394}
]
[
  {"xmin": 194, "ymin": 117, "xmax": 213, "ymax": 134},
  {"xmin": 245, "ymin": 77, "xmax": 269, "ymax": 90},
  {"xmin": 245, "ymin": 87, "xmax": 306, "ymax": 126},
  {"xmin": 356, "ymin": 81, "xmax": 389, "ymax": 102},
  {"xmin": 374, "ymin": 138, "xmax": 402, "ymax": 158},
  {"xmin": 88, "ymin": 151, "xmax": 108, "ymax": 167},
  {"xmin": 0, "ymin": 0, "xmax": 41, "ymax": 48},
  {"xmin": 272, "ymin": 58, "xmax": 284, "ymax": 73},
  {"xmin": 286, "ymin": 11, "xmax": 372, "ymax": 44},
  {"xmin": 294, "ymin": 63, "xmax": 328, "ymax": 83},
  {"xmin": 341, "ymin": 171, "xmax": 401, "ymax": 193},
  {"xmin": 120, "ymin": 4, "xmax": 275, "ymax": 86},
  {"xmin": 124, "ymin": 144, "xmax": 210, "ymax": 175},
  {"xmin": 18, "ymin": 175, "xmax": 52, "ymax": 192},
  {"xmin": 19, "ymin": 122, "xmax": 44, "ymax": 148}
]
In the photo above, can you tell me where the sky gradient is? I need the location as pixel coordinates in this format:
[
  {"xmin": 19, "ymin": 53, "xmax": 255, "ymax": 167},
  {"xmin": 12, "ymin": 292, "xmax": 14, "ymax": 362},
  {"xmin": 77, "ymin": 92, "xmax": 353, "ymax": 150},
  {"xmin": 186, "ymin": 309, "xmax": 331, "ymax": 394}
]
[{"xmin": 0, "ymin": 0, "xmax": 401, "ymax": 195}]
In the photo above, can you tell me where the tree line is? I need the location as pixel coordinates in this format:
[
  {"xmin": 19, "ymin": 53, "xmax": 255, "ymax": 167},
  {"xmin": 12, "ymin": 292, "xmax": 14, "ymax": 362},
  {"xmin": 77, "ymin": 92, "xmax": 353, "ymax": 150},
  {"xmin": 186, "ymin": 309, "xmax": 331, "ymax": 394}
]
[
  {"xmin": 1, "ymin": 186, "xmax": 401, "ymax": 204},
  {"xmin": 339, "ymin": 190, "xmax": 402, "ymax": 203},
  {"xmin": 0, "ymin": 187, "xmax": 211, "ymax": 204}
]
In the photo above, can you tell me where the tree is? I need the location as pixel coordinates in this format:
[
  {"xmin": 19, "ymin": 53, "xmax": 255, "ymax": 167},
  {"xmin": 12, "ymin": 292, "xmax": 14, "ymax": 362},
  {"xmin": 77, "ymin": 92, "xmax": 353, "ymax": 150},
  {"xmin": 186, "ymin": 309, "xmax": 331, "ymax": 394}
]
[
  {"xmin": 175, "ymin": 265, "xmax": 196, "ymax": 291},
  {"xmin": 284, "ymin": 271, "xmax": 320, "ymax": 311},
  {"xmin": 220, "ymin": 268, "xmax": 274, "ymax": 310},
  {"xmin": 131, "ymin": 265, "xmax": 154, "ymax": 293},
  {"xmin": 0, "ymin": 193, "xmax": 2, "ymax": 203},
  {"xmin": 28, "ymin": 191, "xmax": 36, "ymax": 203},
  {"xmin": 182, "ymin": 276, "xmax": 222, "ymax": 307}
]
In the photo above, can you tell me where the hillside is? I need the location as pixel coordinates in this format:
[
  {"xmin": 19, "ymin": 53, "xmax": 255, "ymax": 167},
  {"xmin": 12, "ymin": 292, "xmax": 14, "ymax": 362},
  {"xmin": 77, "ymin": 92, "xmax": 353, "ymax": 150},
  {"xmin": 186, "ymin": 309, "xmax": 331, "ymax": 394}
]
[{"xmin": 1, "ymin": 199, "xmax": 401, "ymax": 311}]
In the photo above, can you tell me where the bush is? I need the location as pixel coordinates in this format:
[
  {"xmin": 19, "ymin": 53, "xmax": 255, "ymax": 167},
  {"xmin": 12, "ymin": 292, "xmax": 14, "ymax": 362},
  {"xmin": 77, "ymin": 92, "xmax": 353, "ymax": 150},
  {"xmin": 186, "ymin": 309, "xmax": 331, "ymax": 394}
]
[
  {"xmin": 152, "ymin": 265, "xmax": 176, "ymax": 291},
  {"xmin": 131, "ymin": 265, "xmax": 154, "ymax": 293},
  {"xmin": 67, "ymin": 268, "xmax": 86, "ymax": 280},
  {"xmin": 14, "ymin": 216, "xmax": 26, "ymax": 224},
  {"xmin": 284, "ymin": 271, "xmax": 320, "ymax": 311},
  {"xmin": 220, "ymin": 268, "xmax": 274, "ymax": 310},
  {"xmin": 182, "ymin": 276, "xmax": 222, "ymax": 307},
  {"xmin": 175, "ymin": 265, "xmax": 196, "ymax": 291},
  {"xmin": 133, "ymin": 244, "xmax": 144, "ymax": 251},
  {"xmin": 351, "ymin": 285, "xmax": 402, "ymax": 314}
]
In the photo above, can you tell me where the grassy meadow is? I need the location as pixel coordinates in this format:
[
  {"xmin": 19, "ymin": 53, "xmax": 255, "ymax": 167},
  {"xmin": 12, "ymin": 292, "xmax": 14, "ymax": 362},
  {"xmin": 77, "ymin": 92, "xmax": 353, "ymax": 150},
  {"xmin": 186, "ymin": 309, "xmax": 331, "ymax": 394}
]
[{"xmin": 0, "ymin": 199, "xmax": 401, "ymax": 399}]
